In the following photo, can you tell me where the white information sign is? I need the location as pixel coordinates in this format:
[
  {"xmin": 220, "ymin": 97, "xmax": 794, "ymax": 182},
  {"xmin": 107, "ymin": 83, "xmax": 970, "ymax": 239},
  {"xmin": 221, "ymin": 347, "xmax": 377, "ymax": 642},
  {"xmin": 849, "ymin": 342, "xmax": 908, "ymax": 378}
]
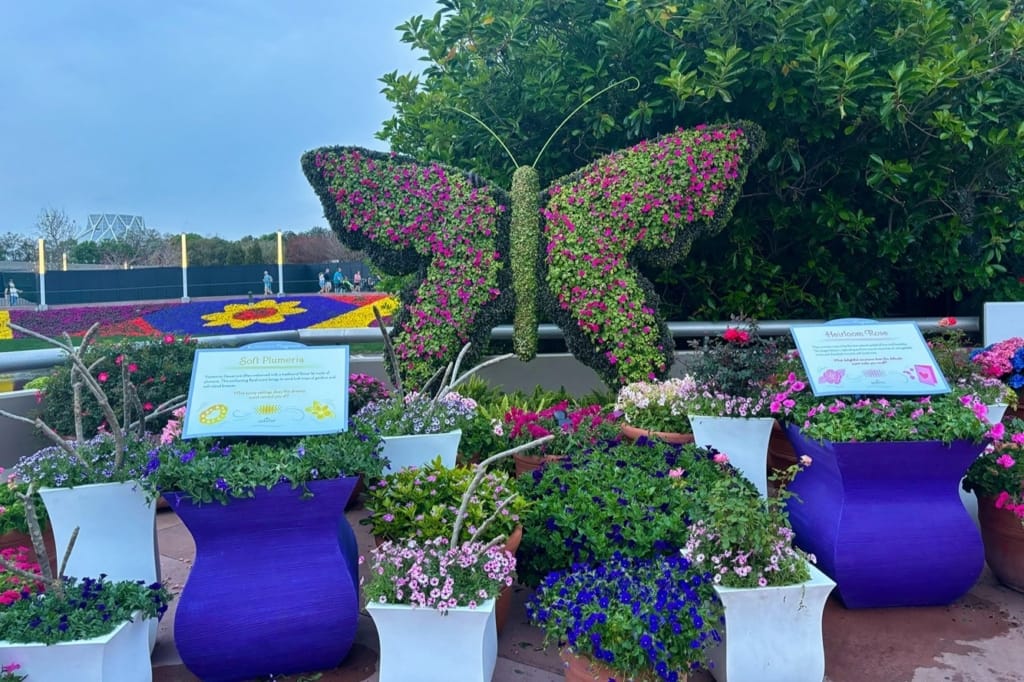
[
  {"xmin": 790, "ymin": 322, "xmax": 949, "ymax": 396},
  {"xmin": 182, "ymin": 346, "xmax": 350, "ymax": 438}
]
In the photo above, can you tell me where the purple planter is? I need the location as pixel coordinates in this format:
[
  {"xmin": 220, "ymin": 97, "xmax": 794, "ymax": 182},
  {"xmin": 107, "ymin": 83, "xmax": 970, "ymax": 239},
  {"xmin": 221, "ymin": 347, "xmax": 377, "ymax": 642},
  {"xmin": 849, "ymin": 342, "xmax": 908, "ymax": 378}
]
[
  {"xmin": 784, "ymin": 425, "xmax": 985, "ymax": 608},
  {"xmin": 164, "ymin": 477, "xmax": 359, "ymax": 681}
]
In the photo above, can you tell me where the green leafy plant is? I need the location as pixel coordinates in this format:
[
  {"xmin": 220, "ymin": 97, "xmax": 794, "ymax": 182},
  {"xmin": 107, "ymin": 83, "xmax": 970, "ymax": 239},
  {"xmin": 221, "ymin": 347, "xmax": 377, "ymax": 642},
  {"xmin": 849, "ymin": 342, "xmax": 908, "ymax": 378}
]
[
  {"xmin": 0, "ymin": 469, "xmax": 47, "ymax": 536},
  {"xmin": 929, "ymin": 317, "xmax": 1017, "ymax": 408},
  {"xmin": 1, "ymin": 323, "xmax": 186, "ymax": 491},
  {"xmin": 679, "ymin": 318, "xmax": 785, "ymax": 417},
  {"xmin": 362, "ymin": 456, "xmax": 527, "ymax": 544},
  {"xmin": 682, "ymin": 464, "xmax": 814, "ymax": 588},
  {"xmin": 964, "ymin": 422, "xmax": 1024, "ymax": 524},
  {"xmin": 347, "ymin": 372, "xmax": 391, "ymax": 415},
  {"xmin": 147, "ymin": 424, "xmax": 384, "ymax": 505},
  {"xmin": 526, "ymin": 553, "xmax": 721, "ymax": 681},
  {"xmin": 771, "ymin": 374, "xmax": 997, "ymax": 444},
  {"xmin": 516, "ymin": 437, "xmax": 726, "ymax": 585},
  {"xmin": 615, "ymin": 377, "xmax": 696, "ymax": 433},
  {"xmin": 381, "ymin": 0, "xmax": 1024, "ymax": 320},
  {"xmin": 499, "ymin": 401, "xmax": 621, "ymax": 461},
  {"xmin": 360, "ymin": 422, "xmax": 552, "ymax": 612},
  {"xmin": 37, "ymin": 331, "xmax": 198, "ymax": 438}
]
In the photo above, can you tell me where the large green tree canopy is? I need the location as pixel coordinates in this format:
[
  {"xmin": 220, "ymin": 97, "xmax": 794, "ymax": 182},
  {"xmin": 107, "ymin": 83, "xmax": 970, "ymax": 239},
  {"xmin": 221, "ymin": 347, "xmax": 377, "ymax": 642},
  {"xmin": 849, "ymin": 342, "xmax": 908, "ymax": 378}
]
[{"xmin": 378, "ymin": 0, "xmax": 1024, "ymax": 319}]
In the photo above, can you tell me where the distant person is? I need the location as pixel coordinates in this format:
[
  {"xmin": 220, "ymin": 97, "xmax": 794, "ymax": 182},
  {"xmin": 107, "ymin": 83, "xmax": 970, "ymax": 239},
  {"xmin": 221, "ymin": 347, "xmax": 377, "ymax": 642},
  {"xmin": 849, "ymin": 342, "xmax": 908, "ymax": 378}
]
[
  {"xmin": 7, "ymin": 281, "xmax": 18, "ymax": 306},
  {"xmin": 332, "ymin": 268, "xmax": 344, "ymax": 291},
  {"xmin": 317, "ymin": 270, "xmax": 326, "ymax": 293},
  {"xmin": 339, "ymin": 274, "xmax": 353, "ymax": 291},
  {"xmin": 262, "ymin": 271, "xmax": 273, "ymax": 296},
  {"xmin": 323, "ymin": 268, "xmax": 333, "ymax": 292},
  {"xmin": 353, "ymin": 270, "xmax": 362, "ymax": 291}
]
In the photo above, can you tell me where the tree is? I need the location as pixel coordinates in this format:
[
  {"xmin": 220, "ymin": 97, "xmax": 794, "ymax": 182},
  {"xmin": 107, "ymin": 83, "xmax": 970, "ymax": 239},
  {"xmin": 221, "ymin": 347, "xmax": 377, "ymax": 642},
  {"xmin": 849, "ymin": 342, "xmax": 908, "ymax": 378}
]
[
  {"xmin": 0, "ymin": 232, "xmax": 36, "ymax": 262},
  {"xmin": 69, "ymin": 240, "xmax": 102, "ymax": 264},
  {"xmin": 377, "ymin": 0, "xmax": 1024, "ymax": 319},
  {"xmin": 285, "ymin": 227, "xmax": 354, "ymax": 263},
  {"xmin": 34, "ymin": 208, "xmax": 79, "ymax": 266}
]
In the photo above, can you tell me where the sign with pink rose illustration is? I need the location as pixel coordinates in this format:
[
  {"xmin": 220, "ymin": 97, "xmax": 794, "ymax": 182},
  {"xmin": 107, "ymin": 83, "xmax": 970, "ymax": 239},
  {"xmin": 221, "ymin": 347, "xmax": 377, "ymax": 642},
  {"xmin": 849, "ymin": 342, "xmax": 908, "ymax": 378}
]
[{"xmin": 790, "ymin": 322, "xmax": 950, "ymax": 396}]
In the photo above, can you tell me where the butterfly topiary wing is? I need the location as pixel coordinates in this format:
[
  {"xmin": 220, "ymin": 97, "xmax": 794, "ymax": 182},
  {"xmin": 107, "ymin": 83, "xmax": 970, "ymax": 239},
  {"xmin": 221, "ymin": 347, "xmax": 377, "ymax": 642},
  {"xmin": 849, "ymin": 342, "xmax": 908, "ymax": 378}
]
[
  {"xmin": 540, "ymin": 122, "xmax": 766, "ymax": 387},
  {"xmin": 302, "ymin": 147, "xmax": 512, "ymax": 390}
]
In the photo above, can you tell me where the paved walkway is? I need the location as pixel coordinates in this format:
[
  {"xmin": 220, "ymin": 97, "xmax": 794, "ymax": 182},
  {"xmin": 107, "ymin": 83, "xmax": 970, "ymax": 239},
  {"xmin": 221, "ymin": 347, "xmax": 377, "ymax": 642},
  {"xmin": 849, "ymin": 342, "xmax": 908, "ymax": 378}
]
[{"xmin": 150, "ymin": 499, "xmax": 1024, "ymax": 682}]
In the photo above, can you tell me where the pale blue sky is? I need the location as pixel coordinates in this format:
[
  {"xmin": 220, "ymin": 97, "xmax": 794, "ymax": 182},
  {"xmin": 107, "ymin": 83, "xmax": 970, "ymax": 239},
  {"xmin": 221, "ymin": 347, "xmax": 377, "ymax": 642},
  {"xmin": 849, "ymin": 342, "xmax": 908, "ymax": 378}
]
[{"xmin": 0, "ymin": 1, "xmax": 435, "ymax": 240}]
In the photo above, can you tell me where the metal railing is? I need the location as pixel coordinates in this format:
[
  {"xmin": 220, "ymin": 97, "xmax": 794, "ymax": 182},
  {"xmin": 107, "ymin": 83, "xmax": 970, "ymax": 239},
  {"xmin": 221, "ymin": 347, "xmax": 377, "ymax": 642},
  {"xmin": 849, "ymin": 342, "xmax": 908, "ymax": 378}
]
[{"xmin": 0, "ymin": 316, "xmax": 979, "ymax": 374}]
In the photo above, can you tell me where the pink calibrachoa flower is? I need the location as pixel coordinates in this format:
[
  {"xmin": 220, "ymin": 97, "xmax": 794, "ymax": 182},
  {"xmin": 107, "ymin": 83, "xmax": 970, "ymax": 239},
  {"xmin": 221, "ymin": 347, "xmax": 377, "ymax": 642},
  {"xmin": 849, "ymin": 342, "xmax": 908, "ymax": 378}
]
[
  {"xmin": 996, "ymin": 454, "xmax": 1016, "ymax": 468},
  {"xmin": 712, "ymin": 452, "xmax": 729, "ymax": 465},
  {"xmin": 361, "ymin": 537, "xmax": 515, "ymax": 613}
]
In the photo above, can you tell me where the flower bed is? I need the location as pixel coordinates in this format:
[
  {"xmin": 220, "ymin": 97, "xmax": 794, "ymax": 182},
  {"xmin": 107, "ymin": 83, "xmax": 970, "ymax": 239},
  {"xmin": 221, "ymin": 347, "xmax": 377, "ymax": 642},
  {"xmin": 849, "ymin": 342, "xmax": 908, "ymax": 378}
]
[{"xmin": 0, "ymin": 295, "xmax": 398, "ymax": 340}]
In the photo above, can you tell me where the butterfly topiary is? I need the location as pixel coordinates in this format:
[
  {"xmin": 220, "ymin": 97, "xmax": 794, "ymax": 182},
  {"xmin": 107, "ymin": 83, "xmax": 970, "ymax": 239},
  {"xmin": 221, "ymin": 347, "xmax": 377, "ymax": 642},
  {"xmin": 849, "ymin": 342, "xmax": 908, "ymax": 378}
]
[{"xmin": 302, "ymin": 121, "xmax": 764, "ymax": 390}]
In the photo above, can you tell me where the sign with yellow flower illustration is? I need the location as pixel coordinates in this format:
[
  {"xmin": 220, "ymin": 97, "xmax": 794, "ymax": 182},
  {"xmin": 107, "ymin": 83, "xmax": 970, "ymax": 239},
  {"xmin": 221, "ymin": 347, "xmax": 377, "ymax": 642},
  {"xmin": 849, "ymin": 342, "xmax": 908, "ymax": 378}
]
[{"xmin": 182, "ymin": 346, "xmax": 350, "ymax": 438}]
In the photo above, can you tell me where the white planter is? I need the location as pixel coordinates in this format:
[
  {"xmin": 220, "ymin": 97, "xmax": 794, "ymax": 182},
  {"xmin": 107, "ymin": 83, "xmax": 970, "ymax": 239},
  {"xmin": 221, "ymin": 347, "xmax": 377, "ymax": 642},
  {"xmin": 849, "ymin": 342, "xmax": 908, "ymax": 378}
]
[
  {"xmin": 379, "ymin": 430, "xmax": 462, "ymax": 473},
  {"xmin": 39, "ymin": 481, "xmax": 159, "ymax": 650},
  {"xmin": 960, "ymin": 403, "xmax": 1009, "ymax": 527},
  {"xmin": 688, "ymin": 416, "xmax": 774, "ymax": 497},
  {"xmin": 0, "ymin": 614, "xmax": 152, "ymax": 682},
  {"xmin": 707, "ymin": 562, "xmax": 835, "ymax": 682},
  {"xmin": 367, "ymin": 598, "xmax": 497, "ymax": 682}
]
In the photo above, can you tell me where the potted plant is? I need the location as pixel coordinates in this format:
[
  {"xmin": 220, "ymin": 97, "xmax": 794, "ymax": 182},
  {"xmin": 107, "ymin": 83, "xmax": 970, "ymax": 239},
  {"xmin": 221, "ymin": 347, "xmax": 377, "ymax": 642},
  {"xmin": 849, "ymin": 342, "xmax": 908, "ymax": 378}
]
[
  {"xmin": 771, "ymin": 376, "xmax": 995, "ymax": 607},
  {"xmin": 963, "ymin": 423, "xmax": 1024, "ymax": 593},
  {"xmin": 516, "ymin": 436, "xmax": 726, "ymax": 586},
  {"xmin": 362, "ymin": 536, "xmax": 515, "ymax": 682},
  {"xmin": 354, "ymin": 390, "xmax": 478, "ymax": 472},
  {"xmin": 456, "ymin": 386, "xmax": 571, "ymax": 467},
  {"xmin": 615, "ymin": 377, "xmax": 696, "ymax": 443},
  {"xmin": 36, "ymin": 331, "xmax": 199, "ymax": 438},
  {"xmin": 679, "ymin": 319, "xmax": 785, "ymax": 496},
  {"xmin": 362, "ymin": 456, "xmax": 528, "ymax": 632},
  {"xmin": 0, "ymin": 323, "xmax": 183, "ymax": 653},
  {"xmin": 361, "ymin": 436, "xmax": 548, "ymax": 682},
  {"xmin": 970, "ymin": 335, "xmax": 1024, "ymax": 421},
  {"xmin": 0, "ymin": 492, "xmax": 170, "ymax": 682},
  {"xmin": 683, "ymin": 465, "xmax": 835, "ymax": 682},
  {"xmin": 930, "ymin": 316, "xmax": 1017, "ymax": 422},
  {"xmin": 527, "ymin": 552, "xmax": 722, "ymax": 682},
  {"xmin": 148, "ymin": 426, "xmax": 384, "ymax": 681},
  {"xmin": 501, "ymin": 401, "xmax": 621, "ymax": 476},
  {"xmin": 347, "ymin": 371, "xmax": 390, "ymax": 416}
]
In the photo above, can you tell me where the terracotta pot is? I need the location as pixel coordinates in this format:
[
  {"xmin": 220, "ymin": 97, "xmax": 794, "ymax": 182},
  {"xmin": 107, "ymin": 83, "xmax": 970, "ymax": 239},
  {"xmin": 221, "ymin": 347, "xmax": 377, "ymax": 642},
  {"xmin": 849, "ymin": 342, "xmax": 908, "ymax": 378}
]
[
  {"xmin": 767, "ymin": 419, "xmax": 798, "ymax": 474},
  {"xmin": 513, "ymin": 452, "xmax": 564, "ymax": 478},
  {"xmin": 0, "ymin": 525, "xmax": 58, "ymax": 577},
  {"xmin": 559, "ymin": 649, "xmax": 670, "ymax": 682},
  {"xmin": 619, "ymin": 423, "xmax": 694, "ymax": 445},
  {"xmin": 1004, "ymin": 404, "xmax": 1024, "ymax": 426},
  {"xmin": 494, "ymin": 525, "xmax": 523, "ymax": 635},
  {"xmin": 978, "ymin": 495, "xmax": 1024, "ymax": 593},
  {"xmin": 345, "ymin": 474, "xmax": 365, "ymax": 511}
]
